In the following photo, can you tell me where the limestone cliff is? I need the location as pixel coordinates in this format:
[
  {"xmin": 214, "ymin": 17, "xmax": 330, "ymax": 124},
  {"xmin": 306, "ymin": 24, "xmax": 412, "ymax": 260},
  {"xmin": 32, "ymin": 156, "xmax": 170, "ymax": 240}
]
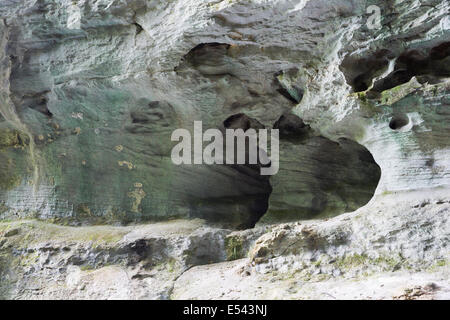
[{"xmin": 0, "ymin": 0, "xmax": 449, "ymax": 300}]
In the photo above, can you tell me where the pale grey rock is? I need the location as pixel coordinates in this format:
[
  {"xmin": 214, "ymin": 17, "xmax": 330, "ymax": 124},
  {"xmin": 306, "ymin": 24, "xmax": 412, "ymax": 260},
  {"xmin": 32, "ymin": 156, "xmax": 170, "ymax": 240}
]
[
  {"xmin": 0, "ymin": 0, "xmax": 449, "ymax": 227},
  {"xmin": 1, "ymin": 189, "xmax": 448, "ymax": 300},
  {"xmin": 0, "ymin": 0, "xmax": 449, "ymax": 300},
  {"xmin": 172, "ymin": 190, "xmax": 450, "ymax": 300}
]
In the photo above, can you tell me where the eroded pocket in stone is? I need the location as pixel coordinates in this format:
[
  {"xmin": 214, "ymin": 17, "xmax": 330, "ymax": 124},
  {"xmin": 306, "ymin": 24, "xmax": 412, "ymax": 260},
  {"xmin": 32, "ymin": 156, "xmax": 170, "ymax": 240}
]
[
  {"xmin": 389, "ymin": 114, "xmax": 410, "ymax": 130},
  {"xmin": 258, "ymin": 114, "xmax": 381, "ymax": 224}
]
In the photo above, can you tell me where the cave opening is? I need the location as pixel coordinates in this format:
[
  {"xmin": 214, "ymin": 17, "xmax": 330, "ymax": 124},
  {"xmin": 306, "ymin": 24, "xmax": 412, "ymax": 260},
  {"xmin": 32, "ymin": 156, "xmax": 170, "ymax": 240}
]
[
  {"xmin": 177, "ymin": 43, "xmax": 383, "ymax": 229},
  {"xmin": 192, "ymin": 113, "xmax": 381, "ymax": 230},
  {"xmin": 185, "ymin": 113, "xmax": 272, "ymax": 230},
  {"xmin": 255, "ymin": 113, "xmax": 382, "ymax": 226}
]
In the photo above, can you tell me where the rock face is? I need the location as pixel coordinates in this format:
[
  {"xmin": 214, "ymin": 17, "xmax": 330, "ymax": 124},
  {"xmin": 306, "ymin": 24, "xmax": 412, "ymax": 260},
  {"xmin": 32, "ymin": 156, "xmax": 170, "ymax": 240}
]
[
  {"xmin": 0, "ymin": 190, "xmax": 448, "ymax": 300},
  {"xmin": 0, "ymin": 0, "xmax": 388, "ymax": 227},
  {"xmin": 0, "ymin": 0, "xmax": 449, "ymax": 300}
]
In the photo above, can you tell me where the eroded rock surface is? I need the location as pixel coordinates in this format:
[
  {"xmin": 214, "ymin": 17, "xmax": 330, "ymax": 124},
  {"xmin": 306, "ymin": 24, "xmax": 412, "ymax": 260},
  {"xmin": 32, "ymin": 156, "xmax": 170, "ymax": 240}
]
[
  {"xmin": 0, "ymin": 0, "xmax": 448, "ymax": 227},
  {"xmin": 0, "ymin": 190, "xmax": 448, "ymax": 300},
  {"xmin": 0, "ymin": 0, "xmax": 449, "ymax": 300}
]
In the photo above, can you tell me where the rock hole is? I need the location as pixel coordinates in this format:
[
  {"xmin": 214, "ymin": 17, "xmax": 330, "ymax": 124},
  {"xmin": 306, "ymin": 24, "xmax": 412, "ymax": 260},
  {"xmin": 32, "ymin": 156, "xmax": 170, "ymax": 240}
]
[
  {"xmin": 273, "ymin": 113, "xmax": 311, "ymax": 141},
  {"xmin": 258, "ymin": 113, "xmax": 381, "ymax": 224},
  {"xmin": 24, "ymin": 92, "xmax": 53, "ymax": 118},
  {"xmin": 342, "ymin": 42, "xmax": 450, "ymax": 94},
  {"xmin": 223, "ymin": 113, "xmax": 264, "ymax": 130},
  {"xmin": 179, "ymin": 43, "xmax": 232, "ymax": 76},
  {"xmin": 189, "ymin": 113, "xmax": 272, "ymax": 230},
  {"xmin": 389, "ymin": 114, "xmax": 409, "ymax": 130},
  {"xmin": 340, "ymin": 49, "xmax": 394, "ymax": 93}
]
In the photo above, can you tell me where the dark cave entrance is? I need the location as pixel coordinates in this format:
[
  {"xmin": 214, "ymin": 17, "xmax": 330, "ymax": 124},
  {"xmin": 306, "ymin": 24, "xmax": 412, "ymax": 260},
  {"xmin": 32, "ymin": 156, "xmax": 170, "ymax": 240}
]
[
  {"xmin": 188, "ymin": 113, "xmax": 381, "ymax": 230},
  {"xmin": 179, "ymin": 43, "xmax": 382, "ymax": 229},
  {"xmin": 256, "ymin": 113, "xmax": 382, "ymax": 224},
  {"xmin": 186, "ymin": 113, "xmax": 273, "ymax": 230}
]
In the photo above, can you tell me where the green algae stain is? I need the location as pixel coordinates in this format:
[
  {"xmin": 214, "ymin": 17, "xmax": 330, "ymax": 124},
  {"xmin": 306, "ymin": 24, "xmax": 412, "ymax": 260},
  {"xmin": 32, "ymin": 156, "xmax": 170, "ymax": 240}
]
[{"xmin": 225, "ymin": 235, "xmax": 244, "ymax": 261}]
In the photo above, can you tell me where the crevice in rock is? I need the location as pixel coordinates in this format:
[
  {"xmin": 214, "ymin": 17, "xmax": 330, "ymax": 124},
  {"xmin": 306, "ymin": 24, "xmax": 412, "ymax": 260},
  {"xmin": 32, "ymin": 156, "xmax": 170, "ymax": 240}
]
[
  {"xmin": 133, "ymin": 22, "xmax": 143, "ymax": 36},
  {"xmin": 274, "ymin": 69, "xmax": 305, "ymax": 104},
  {"xmin": 276, "ymin": 87, "xmax": 301, "ymax": 104}
]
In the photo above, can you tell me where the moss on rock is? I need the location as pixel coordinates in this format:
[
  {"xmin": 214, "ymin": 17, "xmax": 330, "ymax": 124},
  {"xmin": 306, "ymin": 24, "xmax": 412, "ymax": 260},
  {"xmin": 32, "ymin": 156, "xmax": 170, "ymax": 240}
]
[{"xmin": 225, "ymin": 235, "xmax": 244, "ymax": 261}]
